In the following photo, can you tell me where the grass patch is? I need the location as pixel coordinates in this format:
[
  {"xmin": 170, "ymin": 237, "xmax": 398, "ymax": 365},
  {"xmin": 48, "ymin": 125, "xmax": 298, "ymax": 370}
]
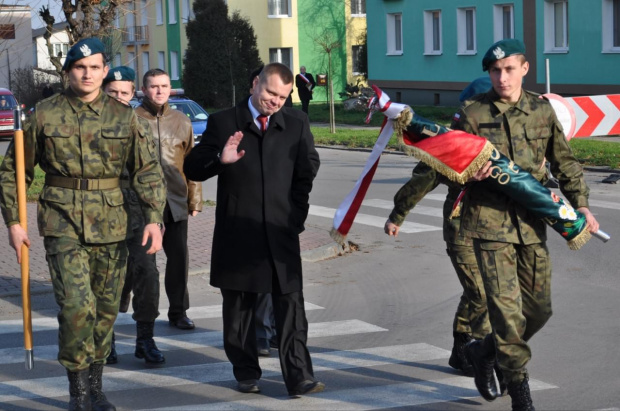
[{"xmin": 569, "ymin": 138, "xmax": 620, "ymax": 169}]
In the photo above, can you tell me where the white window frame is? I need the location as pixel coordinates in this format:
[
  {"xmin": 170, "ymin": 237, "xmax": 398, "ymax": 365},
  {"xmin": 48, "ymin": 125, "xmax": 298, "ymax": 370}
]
[
  {"xmin": 158, "ymin": 51, "xmax": 166, "ymax": 70},
  {"xmin": 168, "ymin": 0, "xmax": 177, "ymax": 24},
  {"xmin": 457, "ymin": 7, "xmax": 476, "ymax": 55},
  {"xmin": 113, "ymin": 9, "xmax": 120, "ymax": 28},
  {"xmin": 53, "ymin": 43, "xmax": 69, "ymax": 58},
  {"xmin": 544, "ymin": 0, "xmax": 569, "ymax": 53},
  {"xmin": 386, "ymin": 13, "xmax": 403, "ymax": 55},
  {"xmin": 170, "ymin": 51, "xmax": 179, "ymax": 80},
  {"xmin": 114, "ymin": 53, "xmax": 122, "ymax": 67},
  {"xmin": 602, "ymin": 0, "xmax": 620, "ymax": 52},
  {"xmin": 182, "ymin": 0, "xmax": 195, "ymax": 23},
  {"xmin": 423, "ymin": 10, "xmax": 442, "ymax": 55},
  {"xmin": 156, "ymin": 0, "xmax": 164, "ymax": 25},
  {"xmin": 141, "ymin": 0, "xmax": 149, "ymax": 26},
  {"xmin": 269, "ymin": 47, "xmax": 292, "ymax": 70},
  {"xmin": 142, "ymin": 51, "xmax": 150, "ymax": 75},
  {"xmin": 493, "ymin": 4, "xmax": 514, "ymax": 41},
  {"xmin": 268, "ymin": 0, "xmax": 291, "ymax": 18},
  {"xmin": 127, "ymin": 52, "xmax": 136, "ymax": 72},
  {"xmin": 351, "ymin": 0, "xmax": 366, "ymax": 17}
]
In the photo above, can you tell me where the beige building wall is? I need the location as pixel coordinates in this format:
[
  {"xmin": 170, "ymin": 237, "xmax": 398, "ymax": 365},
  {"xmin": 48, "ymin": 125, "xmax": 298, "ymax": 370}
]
[
  {"xmin": 346, "ymin": 7, "xmax": 367, "ymax": 86},
  {"xmin": 0, "ymin": 5, "xmax": 33, "ymax": 89}
]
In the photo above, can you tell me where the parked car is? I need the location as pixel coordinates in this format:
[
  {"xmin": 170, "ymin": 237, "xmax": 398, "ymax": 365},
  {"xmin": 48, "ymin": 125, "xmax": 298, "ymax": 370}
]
[
  {"xmin": 0, "ymin": 88, "xmax": 19, "ymax": 139},
  {"xmin": 130, "ymin": 89, "xmax": 209, "ymax": 144}
]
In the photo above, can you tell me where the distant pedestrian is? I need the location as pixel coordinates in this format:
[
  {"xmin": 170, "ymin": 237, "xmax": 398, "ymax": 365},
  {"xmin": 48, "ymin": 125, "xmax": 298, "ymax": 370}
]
[{"xmin": 295, "ymin": 66, "xmax": 316, "ymax": 115}]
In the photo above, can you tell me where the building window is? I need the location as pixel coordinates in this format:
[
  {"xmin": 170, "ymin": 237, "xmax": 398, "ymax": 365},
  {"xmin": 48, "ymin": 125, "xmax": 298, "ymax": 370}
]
[
  {"xmin": 169, "ymin": 0, "xmax": 178, "ymax": 24},
  {"xmin": 268, "ymin": 0, "xmax": 290, "ymax": 17},
  {"xmin": 457, "ymin": 8, "xmax": 476, "ymax": 54},
  {"xmin": 386, "ymin": 13, "xmax": 403, "ymax": 55},
  {"xmin": 53, "ymin": 43, "xmax": 69, "ymax": 58},
  {"xmin": 158, "ymin": 51, "xmax": 166, "ymax": 70},
  {"xmin": 0, "ymin": 24, "xmax": 15, "ymax": 39},
  {"xmin": 351, "ymin": 0, "xmax": 366, "ymax": 16},
  {"xmin": 602, "ymin": 0, "xmax": 620, "ymax": 52},
  {"xmin": 424, "ymin": 10, "xmax": 442, "ymax": 55},
  {"xmin": 352, "ymin": 45, "xmax": 363, "ymax": 74},
  {"xmin": 127, "ymin": 52, "xmax": 136, "ymax": 73},
  {"xmin": 114, "ymin": 53, "xmax": 122, "ymax": 67},
  {"xmin": 142, "ymin": 52, "xmax": 150, "ymax": 75},
  {"xmin": 156, "ymin": 0, "xmax": 164, "ymax": 25},
  {"xmin": 114, "ymin": 9, "xmax": 120, "ymax": 28},
  {"xmin": 493, "ymin": 4, "xmax": 514, "ymax": 41},
  {"xmin": 544, "ymin": 0, "xmax": 569, "ymax": 52},
  {"xmin": 269, "ymin": 47, "xmax": 292, "ymax": 69},
  {"xmin": 182, "ymin": 0, "xmax": 195, "ymax": 23},
  {"xmin": 170, "ymin": 51, "xmax": 179, "ymax": 80}
]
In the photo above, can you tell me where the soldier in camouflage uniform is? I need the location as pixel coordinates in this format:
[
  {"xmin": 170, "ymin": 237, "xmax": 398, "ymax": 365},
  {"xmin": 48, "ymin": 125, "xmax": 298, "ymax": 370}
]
[
  {"xmin": 384, "ymin": 161, "xmax": 491, "ymax": 377},
  {"xmin": 453, "ymin": 39, "xmax": 599, "ymax": 410},
  {"xmin": 102, "ymin": 66, "xmax": 166, "ymax": 367},
  {"xmin": 0, "ymin": 38, "xmax": 166, "ymax": 411}
]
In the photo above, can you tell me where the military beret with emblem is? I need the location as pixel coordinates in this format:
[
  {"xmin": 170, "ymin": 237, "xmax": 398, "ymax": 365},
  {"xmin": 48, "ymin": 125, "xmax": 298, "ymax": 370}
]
[
  {"xmin": 482, "ymin": 39, "xmax": 526, "ymax": 71},
  {"xmin": 103, "ymin": 66, "xmax": 136, "ymax": 86},
  {"xmin": 62, "ymin": 37, "xmax": 106, "ymax": 71}
]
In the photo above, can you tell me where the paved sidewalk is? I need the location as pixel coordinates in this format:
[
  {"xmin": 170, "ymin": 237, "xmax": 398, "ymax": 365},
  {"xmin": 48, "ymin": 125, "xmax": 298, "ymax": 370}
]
[{"xmin": 0, "ymin": 205, "xmax": 342, "ymax": 298}]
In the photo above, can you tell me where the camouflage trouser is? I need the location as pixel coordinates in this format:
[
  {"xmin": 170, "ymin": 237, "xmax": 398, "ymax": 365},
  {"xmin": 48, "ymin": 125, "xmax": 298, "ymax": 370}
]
[
  {"xmin": 473, "ymin": 240, "xmax": 553, "ymax": 384},
  {"xmin": 122, "ymin": 225, "xmax": 160, "ymax": 322},
  {"xmin": 44, "ymin": 236, "xmax": 128, "ymax": 372},
  {"xmin": 447, "ymin": 243, "xmax": 491, "ymax": 339}
]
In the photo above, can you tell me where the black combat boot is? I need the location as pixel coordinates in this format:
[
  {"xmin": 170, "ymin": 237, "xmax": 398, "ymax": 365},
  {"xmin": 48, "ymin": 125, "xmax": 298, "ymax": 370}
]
[
  {"xmin": 135, "ymin": 321, "xmax": 166, "ymax": 365},
  {"xmin": 507, "ymin": 377, "xmax": 535, "ymax": 411},
  {"xmin": 448, "ymin": 332, "xmax": 474, "ymax": 376},
  {"xmin": 495, "ymin": 361, "xmax": 508, "ymax": 396},
  {"xmin": 106, "ymin": 332, "xmax": 117, "ymax": 364},
  {"xmin": 89, "ymin": 363, "xmax": 116, "ymax": 411},
  {"xmin": 465, "ymin": 334, "xmax": 498, "ymax": 401},
  {"xmin": 67, "ymin": 369, "xmax": 91, "ymax": 411}
]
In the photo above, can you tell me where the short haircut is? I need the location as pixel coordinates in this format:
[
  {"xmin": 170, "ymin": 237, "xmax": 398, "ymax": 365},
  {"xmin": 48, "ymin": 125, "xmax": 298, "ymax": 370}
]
[
  {"xmin": 249, "ymin": 65, "xmax": 264, "ymax": 89},
  {"xmin": 258, "ymin": 63, "xmax": 293, "ymax": 86},
  {"xmin": 143, "ymin": 68, "xmax": 169, "ymax": 87}
]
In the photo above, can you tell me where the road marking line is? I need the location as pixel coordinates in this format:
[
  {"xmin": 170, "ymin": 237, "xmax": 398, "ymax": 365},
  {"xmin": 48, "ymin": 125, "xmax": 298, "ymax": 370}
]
[{"xmin": 363, "ymin": 199, "xmax": 444, "ymax": 218}]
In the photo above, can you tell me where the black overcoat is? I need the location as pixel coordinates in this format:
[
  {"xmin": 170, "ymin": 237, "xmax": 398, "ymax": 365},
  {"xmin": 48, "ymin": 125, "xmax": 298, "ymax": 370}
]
[{"xmin": 184, "ymin": 98, "xmax": 320, "ymax": 294}]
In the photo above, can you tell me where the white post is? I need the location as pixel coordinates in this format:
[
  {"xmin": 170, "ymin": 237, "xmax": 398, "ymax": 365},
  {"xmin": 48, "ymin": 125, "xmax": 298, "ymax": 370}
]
[{"xmin": 545, "ymin": 58, "xmax": 551, "ymax": 94}]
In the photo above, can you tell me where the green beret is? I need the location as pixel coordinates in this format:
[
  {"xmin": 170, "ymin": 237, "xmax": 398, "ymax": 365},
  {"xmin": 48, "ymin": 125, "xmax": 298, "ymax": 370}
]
[
  {"xmin": 103, "ymin": 66, "xmax": 136, "ymax": 85},
  {"xmin": 482, "ymin": 39, "xmax": 526, "ymax": 71},
  {"xmin": 62, "ymin": 38, "xmax": 106, "ymax": 71}
]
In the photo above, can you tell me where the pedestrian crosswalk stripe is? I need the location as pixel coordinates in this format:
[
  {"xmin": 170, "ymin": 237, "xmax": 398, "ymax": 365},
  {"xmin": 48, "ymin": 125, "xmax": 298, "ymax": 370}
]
[
  {"xmin": 363, "ymin": 199, "xmax": 444, "ymax": 218},
  {"xmin": 309, "ymin": 205, "xmax": 441, "ymax": 233},
  {"xmin": 145, "ymin": 378, "xmax": 557, "ymax": 411},
  {"xmin": 0, "ymin": 302, "xmax": 324, "ymax": 336},
  {"xmin": 0, "ymin": 319, "xmax": 386, "ymax": 365},
  {"xmin": 0, "ymin": 343, "xmax": 446, "ymax": 402}
]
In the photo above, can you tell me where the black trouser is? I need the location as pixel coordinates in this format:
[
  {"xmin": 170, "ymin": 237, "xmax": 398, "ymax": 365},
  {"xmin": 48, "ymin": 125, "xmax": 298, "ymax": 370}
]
[
  {"xmin": 221, "ymin": 282, "xmax": 315, "ymax": 390},
  {"xmin": 124, "ymin": 226, "xmax": 160, "ymax": 322},
  {"xmin": 163, "ymin": 208, "xmax": 190, "ymax": 320},
  {"xmin": 300, "ymin": 98, "xmax": 310, "ymax": 114}
]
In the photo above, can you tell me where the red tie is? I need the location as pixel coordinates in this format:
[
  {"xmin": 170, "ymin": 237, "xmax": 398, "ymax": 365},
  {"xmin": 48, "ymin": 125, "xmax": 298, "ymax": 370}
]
[{"xmin": 257, "ymin": 114, "xmax": 268, "ymax": 132}]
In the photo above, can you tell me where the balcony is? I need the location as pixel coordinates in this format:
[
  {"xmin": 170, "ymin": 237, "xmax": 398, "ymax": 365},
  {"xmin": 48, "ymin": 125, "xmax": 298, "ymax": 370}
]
[{"xmin": 122, "ymin": 26, "xmax": 149, "ymax": 45}]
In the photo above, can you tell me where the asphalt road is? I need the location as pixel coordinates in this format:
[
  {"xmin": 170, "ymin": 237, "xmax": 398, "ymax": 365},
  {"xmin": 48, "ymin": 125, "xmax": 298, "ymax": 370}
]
[{"xmin": 0, "ymin": 147, "xmax": 619, "ymax": 410}]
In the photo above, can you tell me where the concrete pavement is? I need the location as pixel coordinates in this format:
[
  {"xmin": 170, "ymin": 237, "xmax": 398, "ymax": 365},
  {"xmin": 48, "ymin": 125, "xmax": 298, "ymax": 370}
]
[{"xmin": 0, "ymin": 205, "xmax": 343, "ymax": 298}]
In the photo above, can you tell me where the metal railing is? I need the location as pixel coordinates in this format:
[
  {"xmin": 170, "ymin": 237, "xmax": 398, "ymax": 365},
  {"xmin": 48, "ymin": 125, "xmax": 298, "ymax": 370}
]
[{"xmin": 121, "ymin": 26, "xmax": 149, "ymax": 44}]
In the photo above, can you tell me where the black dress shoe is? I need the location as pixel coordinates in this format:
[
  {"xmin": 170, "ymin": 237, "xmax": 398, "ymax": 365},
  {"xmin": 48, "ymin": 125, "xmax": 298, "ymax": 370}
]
[
  {"xmin": 258, "ymin": 348, "xmax": 270, "ymax": 357},
  {"xmin": 169, "ymin": 316, "xmax": 195, "ymax": 330},
  {"xmin": 465, "ymin": 339, "xmax": 498, "ymax": 402},
  {"xmin": 237, "ymin": 379, "xmax": 260, "ymax": 393},
  {"xmin": 288, "ymin": 380, "xmax": 325, "ymax": 396}
]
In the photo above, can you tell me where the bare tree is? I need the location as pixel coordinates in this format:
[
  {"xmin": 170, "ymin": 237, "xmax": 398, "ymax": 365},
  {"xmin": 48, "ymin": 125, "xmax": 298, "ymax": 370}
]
[
  {"xmin": 39, "ymin": 0, "xmax": 128, "ymax": 79},
  {"xmin": 315, "ymin": 32, "xmax": 341, "ymax": 134}
]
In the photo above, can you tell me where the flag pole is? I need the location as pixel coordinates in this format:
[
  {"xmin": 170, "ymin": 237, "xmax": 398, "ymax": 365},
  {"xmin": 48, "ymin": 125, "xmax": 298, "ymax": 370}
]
[{"xmin": 14, "ymin": 106, "xmax": 33, "ymax": 370}]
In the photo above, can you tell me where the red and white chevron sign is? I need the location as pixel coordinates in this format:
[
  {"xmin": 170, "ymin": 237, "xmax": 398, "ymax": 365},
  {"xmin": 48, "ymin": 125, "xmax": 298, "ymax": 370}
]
[{"xmin": 564, "ymin": 95, "xmax": 620, "ymax": 138}]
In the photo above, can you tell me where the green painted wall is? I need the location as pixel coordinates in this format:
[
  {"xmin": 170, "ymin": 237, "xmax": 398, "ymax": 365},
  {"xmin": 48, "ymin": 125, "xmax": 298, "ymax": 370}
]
[
  {"xmin": 297, "ymin": 0, "xmax": 348, "ymax": 102},
  {"xmin": 165, "ymin": 0, "xmax": 183, "ymax": 88}
]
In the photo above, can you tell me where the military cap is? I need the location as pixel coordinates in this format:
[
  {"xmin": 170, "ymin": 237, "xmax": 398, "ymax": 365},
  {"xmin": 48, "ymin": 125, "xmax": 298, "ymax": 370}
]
[
  {"xmin": 103, "ymin": 66, "xmax": 136, "ymax": 86},
  {"xmin": 62, "ymin": 37, "xmax": 106, "ymax": 71},
  {"xmin": 482, "ymin": 39, "xmax": 526, "ymax": 71}
]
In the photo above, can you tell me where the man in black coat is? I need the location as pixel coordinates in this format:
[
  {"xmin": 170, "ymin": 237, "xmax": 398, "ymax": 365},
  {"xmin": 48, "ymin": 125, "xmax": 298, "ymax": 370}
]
[
  {"xmin": 295, "ymin": 66, "xmax": 316, "ymax": 115},
  {"xmin": 184, "ymin": 63, "xmax": 323, "ymax": 396}
]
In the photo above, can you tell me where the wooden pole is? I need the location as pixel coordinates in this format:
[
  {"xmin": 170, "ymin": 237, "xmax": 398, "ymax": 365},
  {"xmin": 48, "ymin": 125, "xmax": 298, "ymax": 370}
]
[{"xmin": 14, "ymin": 106, "xmax": 33, "ymax": 370}]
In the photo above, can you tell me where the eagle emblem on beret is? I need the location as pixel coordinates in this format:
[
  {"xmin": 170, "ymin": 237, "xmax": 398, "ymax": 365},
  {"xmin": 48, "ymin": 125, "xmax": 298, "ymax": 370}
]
[
  {"xmin": 80, "ymin": 44, "xmax": 92, "ymax": 57},
  {"xmin": 492, "ymin": 46, "xmax": 505, "ymax": 60},
  {"xmin": 114, "ymin": 70, "xmax": 122, "ymax": 81}
]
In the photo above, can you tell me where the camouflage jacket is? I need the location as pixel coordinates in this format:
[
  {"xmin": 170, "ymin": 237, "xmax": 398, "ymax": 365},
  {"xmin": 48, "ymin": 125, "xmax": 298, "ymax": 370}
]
[
  {"xmin": 389, "ymin": 161, "xmax": 471, "ymax": 246},
  {"xmin": 451, "ymin": 88, "xmax": 590, "ymax": 244},
  {"xmin": 135, "ymin": 99, "xmax": 202, "ymax": 223},
  {"xmin": 0, "ymin": 88, "xmax": 166, "ymax": 243}
]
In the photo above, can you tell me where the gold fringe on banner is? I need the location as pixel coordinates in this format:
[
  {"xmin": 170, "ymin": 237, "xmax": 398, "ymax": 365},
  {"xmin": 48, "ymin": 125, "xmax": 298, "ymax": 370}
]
[{"xmin": 567, "ymin": 229, "xmax": 592, "ymax": 250}]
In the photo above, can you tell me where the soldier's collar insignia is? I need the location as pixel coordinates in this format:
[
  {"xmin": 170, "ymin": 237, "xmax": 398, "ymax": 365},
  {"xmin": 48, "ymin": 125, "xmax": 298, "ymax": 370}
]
[
  {"xmin": 493, "ymin": 47, "xmax": 505, "ymax": 60},
  {"xmin": 80, "ymin": 44, "xmax": 92, "ymax": 57},
  {"xmin": 114, "ymin": 70, "xmax": 122, "ymax": 81}
]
